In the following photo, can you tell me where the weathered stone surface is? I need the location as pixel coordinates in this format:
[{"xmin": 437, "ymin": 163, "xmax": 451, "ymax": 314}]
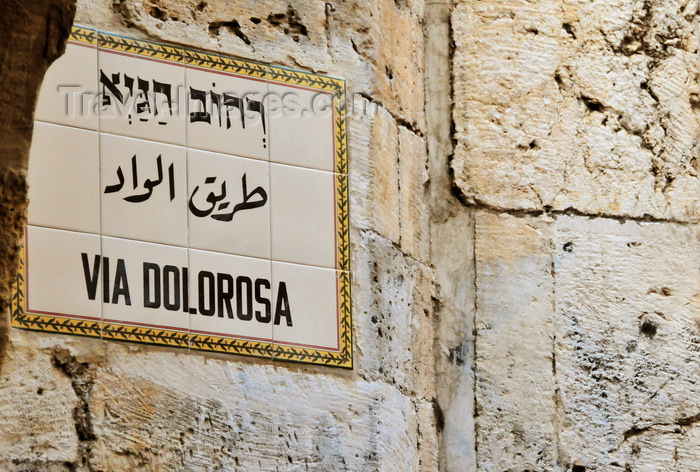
[
  {"xmin": 452, "ymin": 0, "xmax": 700, "ymax": 221},
  {"xmin": 473, "ymin": 211, "xmax": 558, "ymax": 471},
  {"xmin": 0, "ymin": 330, "xmax": 105, "ymax": 470},
  {"xmin": 432, "ymin": 207, "xmax": 476, "ymax": 472},
  {"xmin": 86, "ymin": 344, "xmax": 425, "ymax": 471},
  {"xmin": 554, "ymin": 216, "xmax": 700, "ymax": 469},
  {"xmin": 399, "ymin": 126, "xmax": 430, "ymax": 262},
  {"xmin": 353, "ymin": 230, "xmax": 436, "ymax": 400},
  {"xmin": 350, "ymin": 98, "xmax": 401, "ymax": 244},
  {"xmin": 5, "ymin": 0, "xmax": 699, "ymax": 470}
]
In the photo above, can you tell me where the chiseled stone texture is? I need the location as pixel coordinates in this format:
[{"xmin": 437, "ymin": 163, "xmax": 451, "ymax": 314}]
[
  {"xmin": 554, "ymin": 216, "xmax": 700, "ymax": 470},
  {"xmin": 473, "ymin": 211, "xmax": 700, "ymax": 471},
  {"xmin": 452, "ymin": 0, "xmax": 700, "ymax": 221},
  {"xmin": 473, "ymin": 211, "xmax": 558, "ymax": 471},
  {"xmin": 353, "ymin": 230, "xmax": 437, "ymax": 401},
  {"xmin": 87, "ymin": 345, "xmax": 424, "ymax": 471},
  {"xmin": 350, "ymin": 98, "xmax": 401, "ymax": 244},
  {"xmin": 399, "ymin": 126, "xmax": 430, "ymax": 262}
]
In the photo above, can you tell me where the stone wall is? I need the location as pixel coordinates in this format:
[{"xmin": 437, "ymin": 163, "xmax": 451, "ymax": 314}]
[
  {"xmin": 452, "ymin": 0, "xmax": 700, "ymax": 470},
  {"xmin": 0, "ymin": 0, "xmax": 698, "ymax": 470}
]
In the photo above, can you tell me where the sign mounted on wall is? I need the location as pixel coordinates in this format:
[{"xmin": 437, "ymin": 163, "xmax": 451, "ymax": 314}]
[{"xmin": 11, "ymin": 26, "xmax": 352, "ymax": 368}]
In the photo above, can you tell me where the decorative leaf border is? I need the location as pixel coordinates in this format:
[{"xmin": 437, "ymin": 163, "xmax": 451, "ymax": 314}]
[
  {"xmin": 98, "ymin": 31, "xmax": 184, "ymax": 63},
  {"xmin": 70, "ymin": 26, "xmax": 97, "ymax": 46},
  {"xmin": 12, "ymin": 26, "xmax": 352, "ymax": 369},
  {"xmin": 102, "ymin": 323, "xmax": 188, "ymax": 348}
]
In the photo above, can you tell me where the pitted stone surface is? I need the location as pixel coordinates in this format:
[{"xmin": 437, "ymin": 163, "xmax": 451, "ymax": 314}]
[{"xmin": 452, "ymin": 0, "xmax": 700, "ymax": 221}]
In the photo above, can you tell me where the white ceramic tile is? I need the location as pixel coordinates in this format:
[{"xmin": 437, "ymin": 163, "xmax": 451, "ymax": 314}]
[
  {"xmin": 270, "ymin": 164, "xmax": 337, "ymax": 268},
  {"xmin": 268, "ymin": 83, "xmax": 335, "ymax": 172},
  {"xmin": 27, "ymin": 122, "xmax": 101, "ymax": 234},
  {"xmin": 189, "ymin": 249, "xmax": 272, "ymax": 343},
  {"xmin": 187, "ymin": 149, "xmax": 270, "ymax": 259},
  {"xmin": 26, "ymin": 225, "xmax": 102, "ymax": 320},
  {"xmin": 98, "ymin": 49, "xmax": 186, "ymax": 146},
  {"xmin": 100, "ymin": 134, "xmax": 188, "ymax": 246},
  {"xmin": 35, "ymin": 40, "xmax": 99, "ymax": 130},
  {"xmin": 101, "ymin": 236, "xmax": 189, "ymax": 331},
  {"xmin": 186, "ymin": 66, "xmax": 268, "ymax": 160},
  {"xmin": 271, "ymin": 261, "xmax": 340, "ymax": 351}
]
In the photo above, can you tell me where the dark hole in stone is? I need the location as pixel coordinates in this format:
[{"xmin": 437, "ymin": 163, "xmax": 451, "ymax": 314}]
[
  {"xmin": 37, "ymin": 387, "xmax": 44, "ymax": 395},
  {"xmin": 267, "ymin": 6, "xmax": 308, "ymax": 39},
  {"xmin": 572, "ymin": 466, "xmax": 586, "ymax": 472},
  {"xmin": 640, "ymin": 320, "xmax": 657, "ymax": 338},
  {"xmin": 562, "ymin": 22, "xmax": 576, "ymax": 39},
  {"xmin": 529, "ymin": 140, "xmax": 538, "ymax": 149},
  {"xmin": 149, "ymin": 6, "xmax": 168, "ymax": 21},
  {"xmin": 581, "ymin": 95, "xmax": 603, "ymax": 112},
  {"xmin": 197, "ymin": 2, "xmax": 207, "ymax": 12},
  {"xmin": 385, "ymin": 65, "xmax": 394, "ymax": 80},
  {"xmin": 250, "ymin": 17, "xmax": 261, "ymax": 24},
  {"xmin": 209, "ymin": 20, "xmax": 251, "ymax": 45},
  {"xmin": 563, "ymin": 242, "xmax": 573, "ymax": 252}
]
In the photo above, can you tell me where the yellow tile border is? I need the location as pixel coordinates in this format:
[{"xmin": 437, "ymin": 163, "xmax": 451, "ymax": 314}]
[
  {"xmin": 69, "ymin": 25, "xmax": 97, "ymax": 46},
  {"xmin": 98, "ymin": 31, "xmax": 184, "ymax": 64},
  {"xmin": 12, "ymin": 25, "xmax": 352, "ymax": 369},
  {"xmin": 184, "ymin": 49, "xmax": 267, "ymax": 78},
  {"xmin": 189, "ymin": 334, "xmax": 275, "ymax": 360},
  {"xmin": 101, "ymin": 323, "xmax": 188, "ymax": 348}
]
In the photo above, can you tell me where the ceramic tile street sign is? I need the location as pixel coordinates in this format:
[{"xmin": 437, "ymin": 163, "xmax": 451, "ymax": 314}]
[{"xmin": 14, "ymin": 26, "xmax": 352, "ymax": 369}]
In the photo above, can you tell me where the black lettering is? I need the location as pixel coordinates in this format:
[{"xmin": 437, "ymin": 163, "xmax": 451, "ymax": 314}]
[
  {"xmin": 102, "ymin": 257, "xmax": 110, "ymax": 303},
  {"xmin": 182, "ymin": 267, "xmax": 189, "ymax": 312},
  {"xmin": 99, "ymin": 70, "xmax": 124, "ymax": 107},
  {"xmin": 217, "ymin": 273, "xmax": 234, "ymax": 319},
  {"xmin": 236, "ymin": 276, "xmax": 253, "ymax": 321},
  {"xmin": 112, "ymin": 259, "xmax": 131, "ymax": 305},
  {"xmin": 153, "ymin": 80, "xmax": 173, "ymax": 116},
  {"xmin": 163, "ymin": 265, "xmax": 180, "ymax": 311},
  {"xmin": 254, "ymin": 279, "xmax": 271, "ymax": 323},
  {"xmin": 198, "ymin": 271, "xmax": 215, "ymax": 316},
  {"xmin": 143, "ymin": 262, "xmax": 161, "ymax": 308},
  {"xmin": 189, "ymin": 88, "xmax": 210, "ymax": 123},
  {"xmin": 273, "ymin": 282, "xmax": 292, "ymax": 326},
  {"xmin": 81, "ymin": 253, "xmax": 100, "ymax": 301}
]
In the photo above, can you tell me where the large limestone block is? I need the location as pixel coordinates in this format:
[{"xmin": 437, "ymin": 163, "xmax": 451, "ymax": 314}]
[
  {"xmin": 553, "ymin": 216, "xmax": 700, "ymax": 469},
  {"xmin": 474, "ymin": 211, "xmax": 558, "ymax": 471},
  {"xmin": 87, "ymin": 345, "xmax": 424, "ymax": 471},
  {"xmin": 452, "ymin": 0, "xmax": 700, "ymax": 221},
  {"xmin": 350, "ymin": 99, "xmax": 401, "ymax": 244},
  {"xmin": 0, "ymin": 330, "xmax": 106, "ymax": 470},
  {"xmin": 353, "ymin": 230, "xmax": 436, "ymax": 400},
  {"xmin": 399, "ymin": 126, "xmax": 430, "ymax": 262}
]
